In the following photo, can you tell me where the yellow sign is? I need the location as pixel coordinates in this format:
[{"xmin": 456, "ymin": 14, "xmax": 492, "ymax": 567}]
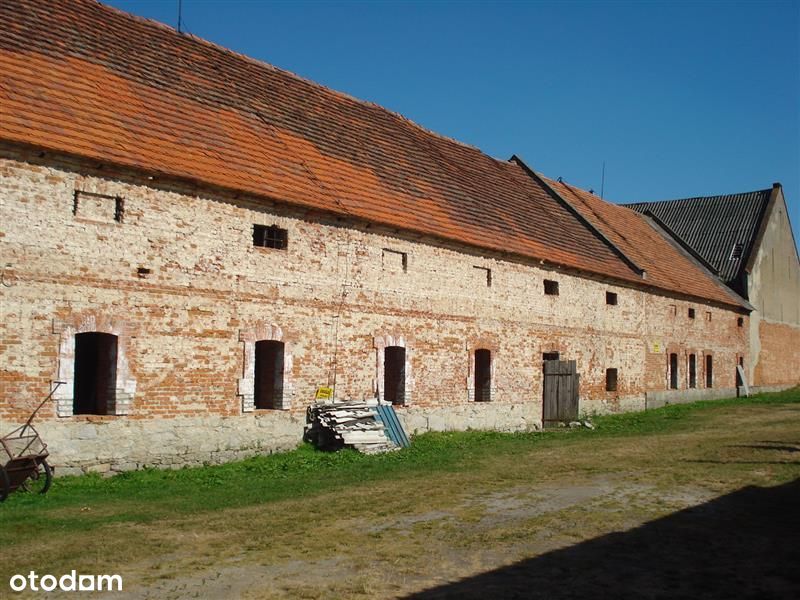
[
  {"xmin": 315, "ymin": 386, "xmax": 333, "ymax": 400},
  {"xmin": 651, "ymin": 341, "xmax": 662, "ymax": 354}
]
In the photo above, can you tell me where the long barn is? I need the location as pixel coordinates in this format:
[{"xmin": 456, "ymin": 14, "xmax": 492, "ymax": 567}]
[{"xmin": 1, "ymin": 0, "xmax": 797, "ymax": 474}]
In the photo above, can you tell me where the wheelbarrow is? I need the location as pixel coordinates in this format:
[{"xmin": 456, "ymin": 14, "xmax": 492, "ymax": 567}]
[{"xmin": 0, "ymin": 382, "xmax": 63, "ymax": 502}]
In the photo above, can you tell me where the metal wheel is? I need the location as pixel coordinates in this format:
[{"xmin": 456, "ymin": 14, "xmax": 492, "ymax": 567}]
[
  {"xmin": 21, "ymin": 459, "xmax": 52, "ymax": 495},
  {"xmin": 0, "ymin": 467, "xmax": 9, "ymax": 502}
]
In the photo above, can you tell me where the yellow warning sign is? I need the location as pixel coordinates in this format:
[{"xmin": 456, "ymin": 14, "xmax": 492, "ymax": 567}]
[
  {"xmin": 651, "ymin": 341, "xmax": 662, "ymax": 354},
  {"xmin": 315, "ymin": 386, "xmax": 333, "ymax": 400}
]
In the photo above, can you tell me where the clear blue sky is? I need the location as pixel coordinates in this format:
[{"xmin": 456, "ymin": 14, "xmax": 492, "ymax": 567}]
[{"xmin": 107, "ymin": 0, "xmax": 799, "ymax": 239}]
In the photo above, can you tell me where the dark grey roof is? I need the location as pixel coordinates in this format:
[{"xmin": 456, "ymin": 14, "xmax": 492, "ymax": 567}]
[{"xmin": 625, "ymin": 189, "xmax": 772, "ymax": 285}]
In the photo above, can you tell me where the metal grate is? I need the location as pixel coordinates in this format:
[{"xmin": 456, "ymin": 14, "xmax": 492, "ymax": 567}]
[{"xmin": 253, "ymin": 224, "xmax": 288, "ymax": 250}]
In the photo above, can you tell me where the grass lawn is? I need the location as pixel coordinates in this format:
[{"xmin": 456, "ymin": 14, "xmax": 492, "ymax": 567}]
[{"xmin": 1, "ymin": 388, "xmax": 799, "ymax": 598}]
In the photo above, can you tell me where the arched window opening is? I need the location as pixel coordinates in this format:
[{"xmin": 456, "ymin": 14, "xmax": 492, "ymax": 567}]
[
  {"xmin": 474, "ymin": 349, "xmax": 492, "ymax": 402},
  {"xmin": 384, "ymin": 346, "xmax": 406, "ymax": 406},
  {"xmin": 688, "ymin": 354, "xmax": 697, "ymax": 389},
  {"xmin": 73, "ymin": 332, "xmax": 118, "ymax": 415},
  {"xmin": 255, "ymin": 340, "xmax": 285, "ymax": 410}
]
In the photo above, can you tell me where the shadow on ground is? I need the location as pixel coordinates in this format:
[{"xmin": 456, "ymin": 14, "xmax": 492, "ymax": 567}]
[{"xmin": 405, "ymin": 478, "xmax": 800, "ymax": 599}]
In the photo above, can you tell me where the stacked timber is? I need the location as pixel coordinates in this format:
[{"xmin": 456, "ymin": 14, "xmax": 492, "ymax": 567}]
[{"xmin": 305, "ymin": 402, "xmax": 398, "ymax": 454}]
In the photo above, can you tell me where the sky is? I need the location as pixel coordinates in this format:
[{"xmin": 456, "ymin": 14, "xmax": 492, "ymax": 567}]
[{"xmin": 106, "ymin": 0, "xmax": 800, "ymax": 241}]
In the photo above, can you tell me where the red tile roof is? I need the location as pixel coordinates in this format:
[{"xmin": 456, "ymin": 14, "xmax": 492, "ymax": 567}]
[
  {"xmin": 541, "ymin": 177, "xmax": 747, "ymax": 307},
  {"xmin": 0, "ymin": 0, "xmax": 746, "ymax": 309}
]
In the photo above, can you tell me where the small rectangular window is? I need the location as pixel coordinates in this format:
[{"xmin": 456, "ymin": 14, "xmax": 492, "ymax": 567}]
[
  {"xmin": 382, "ymin": 248, "xmax": 408, "ymax": 273},
  {"xmin": 544, "ymin": 279, "xmax": 559, "ymax": 295},
  {"xmin": 737, "ymin": 317, "xmax": 744, "ymax": 327},
  {"xmin": 253, "ymin": 224, "xmax": 288, "ymax": 250},
  {"xmin": 669, "ymin": 305, "xmax": 677, "ymax": 317},
  {"xmin": 605, "ymin": 368, "xmax": 618, "ymax": 392},
  {"xmin": 542, "ymin": 352, "xmax": 560, "ymax": 361},
  {"xmin": 606, "ymin": 291, "xmax": 618, "ymax": 305},
  {"xmin": 73, "ymin": 190, "xmax": 124, "ymax": 224},
  {"xmin": 706, "ymin": 311, "xmax": 712, "ymax": 322},
  {"xmin": 474, "ymin": 266, "xmax": 492, "ymax": 287},
  {"xmin": 688, "ymin": 308, "xmax": 695, "ymax": 319}
]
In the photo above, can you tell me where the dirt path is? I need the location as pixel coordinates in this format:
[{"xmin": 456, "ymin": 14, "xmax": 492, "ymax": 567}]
[{"xmin": 103, "ymin": 402, "xmax": 800, "ymax": 599}]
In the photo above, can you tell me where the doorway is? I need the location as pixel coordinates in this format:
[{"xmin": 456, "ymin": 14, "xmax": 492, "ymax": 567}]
[
  {"xmin": 474, "ymin": 349, "xmax": 492, "ymax": 402},
  {"xmin": 73, "ymin": 332, "xmax": 118, "ymax": 415},
  {"xmin": 255, "ymin": 340, "xmax": 285, "ymax": 409},
  {"xmin": 384, "ymin": 346, "xmax": 406, "ymax": 405}
]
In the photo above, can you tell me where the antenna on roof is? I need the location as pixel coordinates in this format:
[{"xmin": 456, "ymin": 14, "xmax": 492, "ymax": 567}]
[
  {"xmin": 177, "ymin": 0, "xmax": 183, "ymax": 33},
  {"xmin": 600, "ymin": 161, "xmax": 606, "ymax": 199}
]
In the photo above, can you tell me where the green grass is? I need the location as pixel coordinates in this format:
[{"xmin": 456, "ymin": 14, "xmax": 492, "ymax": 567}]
[
  {"xmin": 1, "ymin": 387, "xmax": 797, "ymax": 542},
  {"xmin": 588, "ymin": 387, "xmax": 799, "ymax": 435},
  {"xmin": 0, "ymin": 387, "xmax": 798, "ymax": 597}
]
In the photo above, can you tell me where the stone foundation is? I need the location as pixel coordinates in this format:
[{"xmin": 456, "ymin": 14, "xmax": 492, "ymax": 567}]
[
  {"xmin": 1, "ymin": 403, "xmax": 545, "ymax": 476},
  {"xmin": 645, "ymin": 387, "xmax": 738, "ymax": 410}
]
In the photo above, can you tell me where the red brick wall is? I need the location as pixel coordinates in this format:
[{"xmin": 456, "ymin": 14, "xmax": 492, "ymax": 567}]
[
  {"xmin": 754, "ymin": 320, "xmax": 800, "ymax": 387},
  {"xmin": 0, "ymin": 145, "xmax": 750, "ymax": 429}
]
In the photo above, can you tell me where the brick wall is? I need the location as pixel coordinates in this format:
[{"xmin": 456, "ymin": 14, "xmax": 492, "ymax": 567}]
[
  {"xmin": 753, "ymin": 320, "xmax": 800, "ymax": 388},
  {"xmin": 0, "ymin": 146, "xmax": 751, "ymax": 471}
]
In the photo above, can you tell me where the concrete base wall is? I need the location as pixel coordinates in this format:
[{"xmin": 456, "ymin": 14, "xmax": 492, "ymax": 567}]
[
  {"xmin": 749, "ymin": 384, "xmax": 797, "ymax": 395},
  {"xmin": 3, "ymin": 396, "xmax": 683, "ymax": 477},
  {"xmin": 1, "ymin": 403, "xmax": 545, "ymax": 477},
  {"xmin": 645, "ymin": 387, "xmax": 737, "ymax": 410},
  {"xmin": 0, "ymin": 413, "xmax": 307, "ymax": 477},
  {"xmin": 396, "ymin": 402, "xmax": 542, "ymax": 436}
]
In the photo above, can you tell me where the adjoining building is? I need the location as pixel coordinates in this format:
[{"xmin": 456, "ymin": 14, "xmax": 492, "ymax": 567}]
[
  {"xmin": 0, "ymin": 0, "xmax": 795, "ymax": 474},
  {"xmin": 627, "ymin": 188, "xmax": 800, "ymax": 390}
]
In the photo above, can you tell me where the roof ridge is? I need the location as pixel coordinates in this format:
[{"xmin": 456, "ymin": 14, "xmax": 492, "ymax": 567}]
[
  {"xmin": 625, "ymin": 188, "xmax": 773, "ymax": 207},
  {"xmin": 92, "ymin": 0, "xmax": 485, "ymax": 156}
]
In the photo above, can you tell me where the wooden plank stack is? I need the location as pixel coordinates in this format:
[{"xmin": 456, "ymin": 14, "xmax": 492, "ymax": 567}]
[{"xmin": 305, "ymin": 402, "xmax": 398, "ymax": 454}]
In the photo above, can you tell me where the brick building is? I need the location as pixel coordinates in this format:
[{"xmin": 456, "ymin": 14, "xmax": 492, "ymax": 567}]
[
  {"xmin": 628, "ymin": 187, "xmax": 800, "ymax": 389},
  {"xmin": 0, "ymin": 0, "xmax": 795, "ymax": 474}
]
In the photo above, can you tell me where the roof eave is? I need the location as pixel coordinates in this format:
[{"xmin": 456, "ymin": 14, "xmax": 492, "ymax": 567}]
[{"xmin": 642, "ymin": 215, "xmax": 753, "ymax": 312}]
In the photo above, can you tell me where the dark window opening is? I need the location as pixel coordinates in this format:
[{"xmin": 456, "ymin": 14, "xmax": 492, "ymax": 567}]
[
  {"xmin": 689, "ymin": 354, "xmax": 697, "ymax": 388},
  {"xmin": 253, "ymin": 224, "xmax": 288, "ymax": 250},
  {"xmin": 688, "ymin": 308, "xmax": 696, "ymax": 319},
  {"xmin": 737, "ymin": 317, "xmax": 744, "ymax": 327},
  {"xmin": 706, "ymin": 355, "xmax": 713, "ymax": 388},
  {"xmin": 669, "ymin": 353, "xmax": 679, "ymax": 390},
  {"xmin": 73, "ymin": 332, "xmax": 118, "ymax": 415},
  {"xmin": 384, "ymin": 346, "xmax": 406, "ymax": 406},
  {"xmin": 474, "ymin": 349, "xmax": 492, "ymax": 402},
  {"xmin": 254, "ymin": 340, "xmax": 285, "ymax": 409},
  {"xmin": 542, "ymin": 352, "xmax": 560, "ymax": 362},
  {"xmin": 605, "ymin": 368, "xmax": 618, "ymax": 392},
  {"xmin": 544, "ymin": 280, "xmax": 559, "ymax": 295},
  {"xmin": 606, "ymin": 291, "xmax": 618, "ymax": 305}
]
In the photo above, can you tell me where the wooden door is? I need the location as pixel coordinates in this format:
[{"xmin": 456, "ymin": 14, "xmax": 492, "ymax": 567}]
[{"xmin": 543, "ymin": 359, "xmax": 580, "ymax": 426}]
